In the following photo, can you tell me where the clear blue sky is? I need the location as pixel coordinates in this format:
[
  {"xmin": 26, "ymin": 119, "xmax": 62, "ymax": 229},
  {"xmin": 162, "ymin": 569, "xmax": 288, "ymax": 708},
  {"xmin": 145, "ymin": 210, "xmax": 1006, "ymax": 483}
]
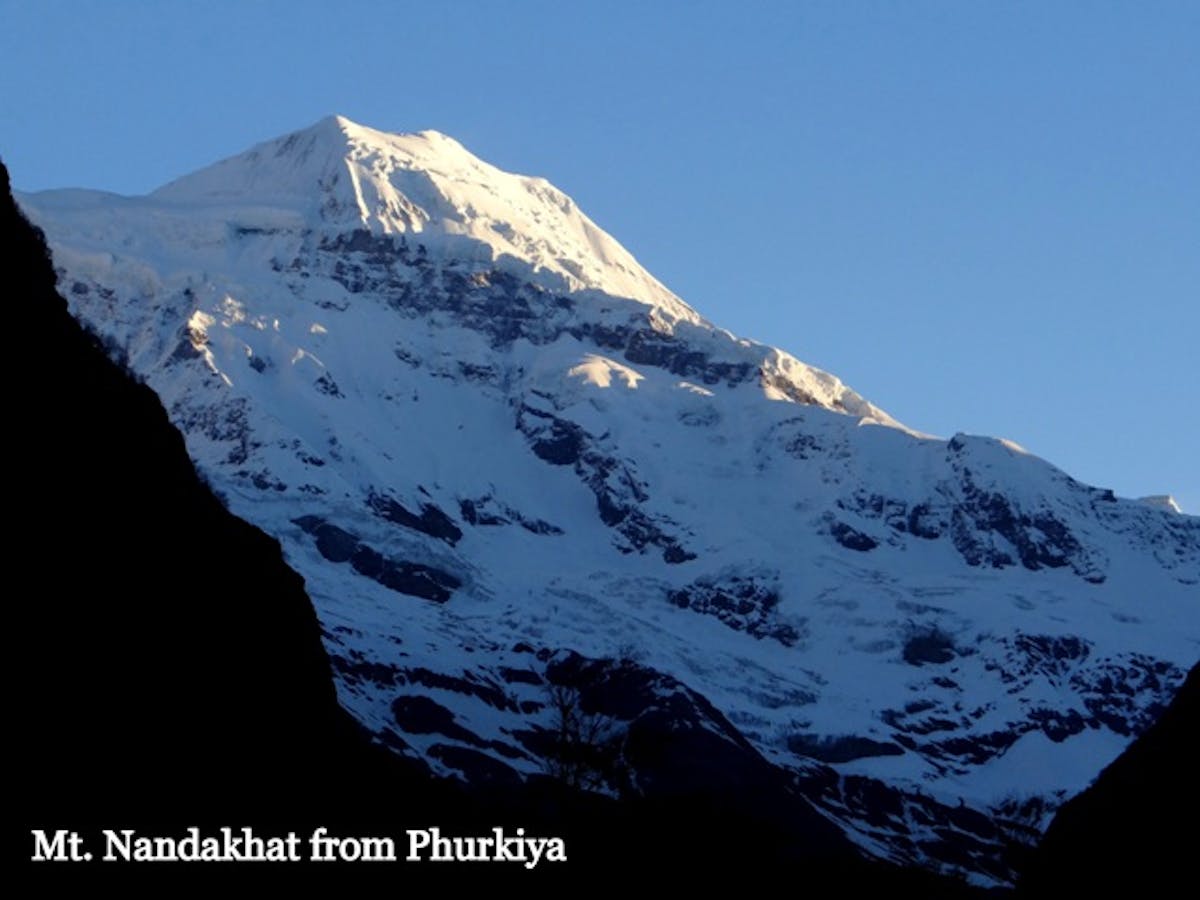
[{"xmin": 3, "ymin": 1, "xmax": 1196, "ymax": 512}]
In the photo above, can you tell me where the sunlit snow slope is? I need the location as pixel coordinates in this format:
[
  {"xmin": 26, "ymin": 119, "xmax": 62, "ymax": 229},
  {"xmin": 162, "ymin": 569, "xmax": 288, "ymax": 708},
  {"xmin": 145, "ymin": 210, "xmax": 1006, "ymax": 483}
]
[{"xmin": 19, "ymin": 115, "xmax": 1199, "ymax": 886}]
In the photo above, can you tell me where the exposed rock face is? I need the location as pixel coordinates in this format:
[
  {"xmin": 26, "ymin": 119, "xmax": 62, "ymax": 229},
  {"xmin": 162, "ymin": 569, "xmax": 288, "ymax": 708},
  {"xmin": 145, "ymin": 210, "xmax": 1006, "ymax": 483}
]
[{"xmin": 293, "ymin": 514, "xmax": 462, "ymax": 601}]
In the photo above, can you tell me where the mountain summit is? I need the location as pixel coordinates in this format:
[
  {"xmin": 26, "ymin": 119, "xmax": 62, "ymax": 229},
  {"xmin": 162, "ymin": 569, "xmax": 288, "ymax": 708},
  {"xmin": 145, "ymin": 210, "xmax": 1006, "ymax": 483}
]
[
  {"xmin": 154, "ymin": 114, "xmax": 695, "ymax": 320},
  {"xmin": 18, "ymin": 117, "xmax": 1199, "ymax": 887},
  {"xmin": 32, "ymin": 114, "xmax": 897, "ymax": 425}
]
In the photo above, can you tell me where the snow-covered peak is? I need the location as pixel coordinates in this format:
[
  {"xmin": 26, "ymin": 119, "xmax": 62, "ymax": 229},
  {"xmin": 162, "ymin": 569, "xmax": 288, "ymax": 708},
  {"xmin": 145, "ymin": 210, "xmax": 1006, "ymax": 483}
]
[
  {"xmin": 22, "ymin": 115, "xmax": 907, "ymax": 430},
  {"xmin": 1138, "ymin": 494, "xmax": 1184, "ymax": 514},
  {"xmin": 15, "ymin": 116, "xmax": 1200, "ymax": 888},
  {"xmin": 151, "ymin": 114, "xmax": 697, "ymax": 321}
]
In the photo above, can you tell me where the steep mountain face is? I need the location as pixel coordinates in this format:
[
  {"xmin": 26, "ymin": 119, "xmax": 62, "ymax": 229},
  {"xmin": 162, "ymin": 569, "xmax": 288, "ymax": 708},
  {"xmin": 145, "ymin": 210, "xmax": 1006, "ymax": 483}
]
[{"xmin": 18, "ymin": 117, "xmax": 1200, "ymax": 886}]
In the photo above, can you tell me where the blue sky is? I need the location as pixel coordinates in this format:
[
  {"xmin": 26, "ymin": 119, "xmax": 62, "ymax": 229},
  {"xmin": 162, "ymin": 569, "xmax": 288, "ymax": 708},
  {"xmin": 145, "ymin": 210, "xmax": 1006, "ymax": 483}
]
[{"xmin": 3, "ymin": 1, "xmax": 1196, "ymax": 511}]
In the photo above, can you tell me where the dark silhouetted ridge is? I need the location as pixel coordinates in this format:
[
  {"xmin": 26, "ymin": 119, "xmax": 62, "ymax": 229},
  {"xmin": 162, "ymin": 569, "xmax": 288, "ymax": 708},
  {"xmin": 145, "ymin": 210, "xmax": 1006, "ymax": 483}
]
[{"xmin": 1019, "ymin": 662, "xmax": 1200, "ymax": 895}]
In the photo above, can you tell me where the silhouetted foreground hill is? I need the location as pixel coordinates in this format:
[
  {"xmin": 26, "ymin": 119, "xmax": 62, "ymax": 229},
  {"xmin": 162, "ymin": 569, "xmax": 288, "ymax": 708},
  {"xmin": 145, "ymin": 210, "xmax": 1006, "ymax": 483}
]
[
  {"xmin": 1019, "ymin": 662, "xmax": 1199, "ymax": 895},
  {"xmin": 6, "ymin": 158, "xmax": 976, "ymax": 892}
]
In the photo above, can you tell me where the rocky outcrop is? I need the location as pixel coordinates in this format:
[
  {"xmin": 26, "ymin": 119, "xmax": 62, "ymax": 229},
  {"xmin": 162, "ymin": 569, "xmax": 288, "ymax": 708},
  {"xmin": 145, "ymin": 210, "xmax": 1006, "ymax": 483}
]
[
  {"xmin": 293, "ymin": 515, "xmax": 461, "ymax": 601},
  {"xmin": 668, "ymin": 571, "xmax": 801, "ymax": 645}
]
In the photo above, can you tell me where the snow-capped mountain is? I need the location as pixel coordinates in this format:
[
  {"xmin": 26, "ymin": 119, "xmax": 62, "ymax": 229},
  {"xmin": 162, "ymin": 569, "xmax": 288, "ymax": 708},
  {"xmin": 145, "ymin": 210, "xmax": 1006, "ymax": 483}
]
[{"xmin": 18, "ymin": 115, "xmax": 1199, "ymax": 886}]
